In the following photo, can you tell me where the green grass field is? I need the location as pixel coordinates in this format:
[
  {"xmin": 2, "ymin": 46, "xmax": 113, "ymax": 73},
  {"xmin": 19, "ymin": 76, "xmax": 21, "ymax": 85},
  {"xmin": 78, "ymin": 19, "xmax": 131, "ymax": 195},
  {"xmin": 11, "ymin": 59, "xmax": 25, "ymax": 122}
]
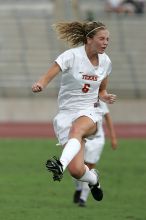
[{"xmin": 0, "ymin": 138, "xmax": 146, "ymax": 220}]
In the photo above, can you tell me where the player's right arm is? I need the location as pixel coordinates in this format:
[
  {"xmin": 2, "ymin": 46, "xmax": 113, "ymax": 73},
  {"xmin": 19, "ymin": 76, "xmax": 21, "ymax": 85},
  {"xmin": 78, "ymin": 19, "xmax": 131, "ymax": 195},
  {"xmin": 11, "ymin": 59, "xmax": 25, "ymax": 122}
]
[
  {"xmin": 104, "ymin": 112, "xmax": 118, "ymax": 150},
  {"xmin": 32, "ymin": 62, "xmax": 61, "ymax": 92}
]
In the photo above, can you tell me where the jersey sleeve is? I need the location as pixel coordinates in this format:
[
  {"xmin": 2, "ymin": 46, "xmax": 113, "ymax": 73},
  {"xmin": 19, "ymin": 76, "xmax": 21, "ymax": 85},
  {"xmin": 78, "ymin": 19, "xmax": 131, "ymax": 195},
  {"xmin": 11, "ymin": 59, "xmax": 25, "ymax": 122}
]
[
  {"xmin": 55, "ymin": 50, "xmax": 74, "ymax": 72},
  {"xmin": 105, "ymin": 55, "xmax": 112, "ymax": 76}
]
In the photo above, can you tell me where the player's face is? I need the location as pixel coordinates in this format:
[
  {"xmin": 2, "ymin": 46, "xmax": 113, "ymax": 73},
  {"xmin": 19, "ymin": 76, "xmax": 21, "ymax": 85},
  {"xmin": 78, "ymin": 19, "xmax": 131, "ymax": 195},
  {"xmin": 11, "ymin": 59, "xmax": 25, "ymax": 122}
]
[{"xmin": 89, "ymin": 29, "xmax": 110, "ymax": 54}]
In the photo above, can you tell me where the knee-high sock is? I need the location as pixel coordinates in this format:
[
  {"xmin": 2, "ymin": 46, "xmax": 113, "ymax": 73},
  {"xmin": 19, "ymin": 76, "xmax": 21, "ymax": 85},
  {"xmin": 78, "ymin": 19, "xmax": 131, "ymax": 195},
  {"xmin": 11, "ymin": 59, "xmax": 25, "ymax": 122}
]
[
  {"xmin": 60, "ymin": 138, "xmax": 81, "ymax": 171},
  {"xmin": 80, "ymin": 182, "xmax": 90, "ymax": 202},
  {"xmin": 73, "ymin": 178, "xmax": 82, "ymax": 191},
  {"xmin": 78, "ymin": 165, "xmax": 98, "ymax": 185}
]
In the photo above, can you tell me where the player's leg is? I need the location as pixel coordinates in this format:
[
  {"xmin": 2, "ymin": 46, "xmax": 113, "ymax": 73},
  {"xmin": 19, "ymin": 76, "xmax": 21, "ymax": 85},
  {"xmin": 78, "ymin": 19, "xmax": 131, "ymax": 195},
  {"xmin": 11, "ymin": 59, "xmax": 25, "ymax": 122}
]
[
  {"xmin": 78, "ymin": 182, "xmax": 89, "ymax": 207},
  {"xmin": 59, "ymin": 115, "xmax": 97, "ymax": 171},
  {"xmin": 46, "ymin": 114, "xmax": 103, "ymax": 201},
  {"xmin": 78, "ymin": 139, "xmax": 105, "ymax": 204},
  {"xmin": 46, "ymin": 115, "xmax": 97, "ymax": 180},
  {"xmin": 73, "ymin": 178, "xmax": 82, "ymax": 203},
  {"xmin": 77, "ymin": 162, "xmax": 95, "ymax": 207},
  {"xmin": 67, "ymin": 143, "xmax": 103, "ymax": 201}
]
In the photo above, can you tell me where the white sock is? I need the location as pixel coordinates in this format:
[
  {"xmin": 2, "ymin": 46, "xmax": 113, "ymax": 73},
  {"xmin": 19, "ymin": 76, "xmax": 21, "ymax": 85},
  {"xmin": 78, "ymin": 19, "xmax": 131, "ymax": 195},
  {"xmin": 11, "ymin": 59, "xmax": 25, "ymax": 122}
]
[
  {"xmin": 73, "ymin": 178, "xmax": 82, "ymax": 191},
  {"xmin": 80, "ymin": 182, "xmax": 90, "ymax": 202},
  {"xmin": 60, "ymin": 138, "xmax": 81, "ymax": 171},
  {"xmin": 78, "ymin": 165, "xmax": 98, "ymax": 185}
]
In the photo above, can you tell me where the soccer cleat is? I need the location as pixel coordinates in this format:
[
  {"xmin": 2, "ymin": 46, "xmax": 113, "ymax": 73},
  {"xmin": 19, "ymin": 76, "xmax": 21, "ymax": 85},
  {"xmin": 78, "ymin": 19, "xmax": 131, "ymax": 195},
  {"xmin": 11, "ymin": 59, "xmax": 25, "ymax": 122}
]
[
  {"xmin": 73, "ymin": 190, "xmax": 81, "ymax": 203},
  {"xmin": 89, "ymin": 182, "xmax": 103, "ymax": 201},
  {"xmin": 46, "ymin": 156, "xmax": 63, "ymax": 181},
  {"xmin": 88, "ymin": 169, "xmax": 103, "ymax": 201},
  {"xmin": 78, "ymin": 198, "xmax": 86, "ymax": 207}
]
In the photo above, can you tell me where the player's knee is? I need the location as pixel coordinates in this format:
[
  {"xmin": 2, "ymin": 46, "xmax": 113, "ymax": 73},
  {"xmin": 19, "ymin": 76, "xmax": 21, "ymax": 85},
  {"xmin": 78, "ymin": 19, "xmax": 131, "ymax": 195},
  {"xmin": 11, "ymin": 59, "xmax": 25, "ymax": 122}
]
[
  {"xmin": 69, "ymin": 125, "xmax": 84, "ymax": 138},
  {"xmin": 70, "ymin": 171, "xmax": 84, "ymax": 179},
  {"xmin": 68, "ymin": 165, "xmax": 84, "ymax": 179}
]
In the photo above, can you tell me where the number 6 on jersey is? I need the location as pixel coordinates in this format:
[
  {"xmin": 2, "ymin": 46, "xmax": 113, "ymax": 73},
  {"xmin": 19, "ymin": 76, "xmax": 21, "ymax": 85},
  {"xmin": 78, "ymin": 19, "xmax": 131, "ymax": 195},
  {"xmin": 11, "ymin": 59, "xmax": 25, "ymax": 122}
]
[{"xmin": 82, "ymin": 83, "xmax": 90, "ymax": 93}]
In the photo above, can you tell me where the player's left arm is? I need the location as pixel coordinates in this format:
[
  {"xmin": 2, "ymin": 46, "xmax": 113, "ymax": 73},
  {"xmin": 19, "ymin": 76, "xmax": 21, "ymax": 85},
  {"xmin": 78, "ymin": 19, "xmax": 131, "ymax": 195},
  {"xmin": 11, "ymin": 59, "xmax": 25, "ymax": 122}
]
[
  {"xmin": 99, "ymin": 76, "xmax": 116, "ymax": 104},
  {"xmin": 104, "ymin": 112, "xmax": 118, "ymax": 150}
]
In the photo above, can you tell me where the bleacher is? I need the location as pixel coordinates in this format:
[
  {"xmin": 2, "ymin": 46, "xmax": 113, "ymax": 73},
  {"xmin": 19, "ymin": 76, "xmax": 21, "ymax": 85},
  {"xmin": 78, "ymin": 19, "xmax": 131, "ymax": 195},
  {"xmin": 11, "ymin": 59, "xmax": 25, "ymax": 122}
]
[
  {"xmin": 0, "ymin": 0, "xmax": 60, "ymax": 97},
  {"xmin": 0, "ymin": 0, "xmax": 146, "ymax": 98}
]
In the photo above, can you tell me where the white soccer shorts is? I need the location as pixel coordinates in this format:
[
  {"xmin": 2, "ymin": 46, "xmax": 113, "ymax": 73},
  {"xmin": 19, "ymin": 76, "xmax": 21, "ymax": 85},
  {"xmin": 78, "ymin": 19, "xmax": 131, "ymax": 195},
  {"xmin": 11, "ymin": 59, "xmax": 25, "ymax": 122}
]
[
  {"xmin": 84, "ymin": 137, "xmax": 105, "ymax": 164},
  {"xmin": 53, "ymin": 108, "xmax": 102, "ymax": 146}
]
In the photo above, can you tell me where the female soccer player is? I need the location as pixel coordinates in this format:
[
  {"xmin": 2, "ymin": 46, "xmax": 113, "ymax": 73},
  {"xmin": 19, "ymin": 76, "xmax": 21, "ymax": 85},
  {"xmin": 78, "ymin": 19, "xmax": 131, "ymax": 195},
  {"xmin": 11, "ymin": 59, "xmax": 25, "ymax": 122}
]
[{"xmin": 32, "ymin": 21, "xmax": 116, "ymax": 202}]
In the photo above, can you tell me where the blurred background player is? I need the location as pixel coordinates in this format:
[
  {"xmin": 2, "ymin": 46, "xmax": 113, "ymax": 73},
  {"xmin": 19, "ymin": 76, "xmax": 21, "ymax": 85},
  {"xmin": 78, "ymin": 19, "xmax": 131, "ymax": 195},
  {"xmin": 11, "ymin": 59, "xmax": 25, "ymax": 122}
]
[
  {"xmin": 105, "ymin": 0, "xmax": 124, "ymax": 14},
  {"xmin": 73, "ymin": 100, "xmax": 118, "ymax": 207},
  {"xmin": 105, "ymin": 0, "xmax": 144, "ymax": 15}
]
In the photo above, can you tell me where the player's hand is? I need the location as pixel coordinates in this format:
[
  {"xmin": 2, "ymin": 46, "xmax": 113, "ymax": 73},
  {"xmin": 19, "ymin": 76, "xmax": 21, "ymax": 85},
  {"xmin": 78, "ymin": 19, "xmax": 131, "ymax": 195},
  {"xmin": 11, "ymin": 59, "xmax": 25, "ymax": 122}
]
[
  {"xmin": 32, "ymin": 82, "xmax": 43, "ymax": 92},
  {"xmin": 111, "ymin": 138, "xmax": 118, "ymax": 150},
  {"xmin": 102, "ymin": 94, "xmax": 117, "ymax": 104}
]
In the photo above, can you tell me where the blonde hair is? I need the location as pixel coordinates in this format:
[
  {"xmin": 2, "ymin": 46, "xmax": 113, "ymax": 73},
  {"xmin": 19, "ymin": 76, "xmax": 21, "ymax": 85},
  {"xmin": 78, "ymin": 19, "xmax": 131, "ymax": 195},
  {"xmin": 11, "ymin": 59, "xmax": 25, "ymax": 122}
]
[{"xmin": 53, "ymin": 21, "xmax": 106, "ymax": 46}]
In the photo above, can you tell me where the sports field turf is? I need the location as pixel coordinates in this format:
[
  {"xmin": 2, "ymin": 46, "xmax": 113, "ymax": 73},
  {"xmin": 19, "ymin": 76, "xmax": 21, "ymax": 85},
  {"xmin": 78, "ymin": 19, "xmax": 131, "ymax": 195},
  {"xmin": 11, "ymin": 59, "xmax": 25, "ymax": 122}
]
[{"xmin": 0, "ymin": 138, "xmax": 146, "ymax": 220}]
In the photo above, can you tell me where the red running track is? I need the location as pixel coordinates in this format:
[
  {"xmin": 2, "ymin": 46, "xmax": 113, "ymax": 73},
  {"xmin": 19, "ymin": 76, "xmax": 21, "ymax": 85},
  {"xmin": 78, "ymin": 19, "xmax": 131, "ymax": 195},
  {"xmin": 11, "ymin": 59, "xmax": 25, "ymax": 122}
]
[{"xmin": 0, "ymin": 122, "xmax": 146, "ymax": 139}]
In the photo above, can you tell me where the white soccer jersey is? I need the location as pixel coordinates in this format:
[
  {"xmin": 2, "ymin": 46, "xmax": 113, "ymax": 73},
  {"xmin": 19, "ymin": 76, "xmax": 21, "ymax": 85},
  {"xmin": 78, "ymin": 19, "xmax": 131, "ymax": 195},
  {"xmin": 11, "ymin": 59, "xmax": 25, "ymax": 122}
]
[{"xmin": 55, "ymin": 45, "xmax": 112, "ymax": 110}]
